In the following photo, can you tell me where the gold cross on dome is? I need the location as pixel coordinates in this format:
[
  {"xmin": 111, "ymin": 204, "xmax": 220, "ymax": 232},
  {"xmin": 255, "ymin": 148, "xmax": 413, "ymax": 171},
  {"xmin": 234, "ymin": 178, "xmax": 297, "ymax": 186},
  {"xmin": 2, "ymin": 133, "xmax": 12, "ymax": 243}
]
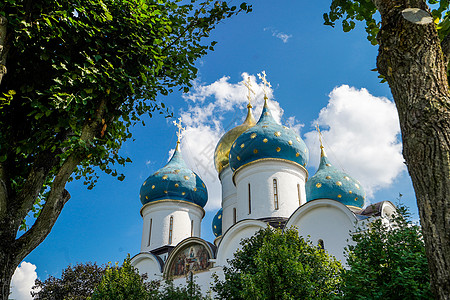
[
  {"xmin": 242, "ymin": 76, "xmax": 255, "ymax": 107},
  {"xmin": 173, "ymin": 117, "xmax": 185, "ymax": 143},
  {"xmin": 257, "ymin": 70, "xmax": 272, "ymax": 99},
  {"xmin": 315, "ymin": 123, "xmax": 324, "ymax": 149}
]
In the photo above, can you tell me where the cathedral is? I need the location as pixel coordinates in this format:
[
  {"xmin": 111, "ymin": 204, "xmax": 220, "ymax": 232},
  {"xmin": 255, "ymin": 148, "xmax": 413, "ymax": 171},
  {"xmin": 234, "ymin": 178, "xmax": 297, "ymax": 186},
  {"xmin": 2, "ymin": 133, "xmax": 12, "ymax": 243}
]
[{"xmin": 130, "ymin": 75, "xmax": 396, "ymax": 294}]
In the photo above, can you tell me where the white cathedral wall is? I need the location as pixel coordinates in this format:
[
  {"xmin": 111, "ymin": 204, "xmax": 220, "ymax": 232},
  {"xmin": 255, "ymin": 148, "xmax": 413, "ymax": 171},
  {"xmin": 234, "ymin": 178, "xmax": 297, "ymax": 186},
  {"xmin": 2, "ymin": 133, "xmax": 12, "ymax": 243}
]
[
  {"xmin": 140, "ymin": 200, "xmax": 204, "ymax": 251},
  {"xmin": 219, "ymin": 166, "xmax": 237, "ymax": 233},
  {"xmin": 233, "ymin": 160, "xmax": 307, "ymax": 221},
  {"xmin": 131, "ymin": 253, "xmax": 163, "ymax": 282},
  {"xmin": 172, "ymin": 271, "xmax": 214, "ymax": 296},
  {"xmin": 286, "ymin": 199, "xmax": 357, "ymax": 264}
]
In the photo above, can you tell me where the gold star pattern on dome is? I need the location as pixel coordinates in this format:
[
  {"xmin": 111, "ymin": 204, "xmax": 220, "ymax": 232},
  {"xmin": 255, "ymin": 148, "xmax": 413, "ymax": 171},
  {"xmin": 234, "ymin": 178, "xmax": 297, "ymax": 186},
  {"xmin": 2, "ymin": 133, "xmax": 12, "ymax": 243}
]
[
  {"xmin": 263, "ymin": 138, "xmax": 268, "ymax": 143},
  {"xmin": 162, "ymin": 175, "xmax": 168, "ymax": 180},
  {"xmin": 254, "ymin": 149, "xmax": 258, "ymax": 154},
  {"xmin": 288, "ymin": 140, "xmax": 293, "ymax": 145},
  {"xmin": 276, "ymin": 147, "xmax": 281, "ymax": 152},
  {"xmin": 174, "ymin": 183, "xmax": 179, "ymax": 188},
  {"xmin": 274, "ymin": 131, "xmax": 281, "ymax": 137},
  {"xmin": 242, "ymin": 76, "xmax": 255, "ymax": 108},
  {"xmin": 251, "ymin": 133, "xmax": 257, "ymax": 139},
  {"xmin": 257, "ymin": 70, "xmax": 272, "ymax": 99}
]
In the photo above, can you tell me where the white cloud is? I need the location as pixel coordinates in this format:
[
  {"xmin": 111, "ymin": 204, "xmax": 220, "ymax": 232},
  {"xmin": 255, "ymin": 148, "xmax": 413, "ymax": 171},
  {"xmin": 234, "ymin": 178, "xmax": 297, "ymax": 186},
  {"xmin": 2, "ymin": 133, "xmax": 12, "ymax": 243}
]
[
  {"xmin": 10, "ymin": 262, "xmax": 38, "ymax": 300},
  {"xmin": 175, "ymin": 73, "xmax": 299, "ymax": 211},
  {"xmin": 263, "ymin": 27, "xmax": 292, "ymax": 43},
  {"xmin": 304, "ymin": 85, "xmax": 405, "ymax": 199}
]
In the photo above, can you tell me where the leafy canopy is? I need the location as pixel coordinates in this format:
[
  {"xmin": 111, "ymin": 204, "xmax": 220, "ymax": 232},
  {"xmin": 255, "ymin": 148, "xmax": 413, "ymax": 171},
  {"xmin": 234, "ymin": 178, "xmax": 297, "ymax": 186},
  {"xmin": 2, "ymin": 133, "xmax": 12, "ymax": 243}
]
[
  {"xmin": 0, "ymin": 0, "xmax": 250, "ymax": 229},
  {"xmin": 213, "ymin": 227, "xmax": 343, "ymax": 300},
  {"xmin": 324, "ymin": 0, "xmax": 450, "ymax": 45},
  {"xmin": 31, "ymin": 262, "xmax": 106, "ymax": 300},
  {"xmin": 341, "ymin": 205, "xmax": 433, "ymax": 299}
]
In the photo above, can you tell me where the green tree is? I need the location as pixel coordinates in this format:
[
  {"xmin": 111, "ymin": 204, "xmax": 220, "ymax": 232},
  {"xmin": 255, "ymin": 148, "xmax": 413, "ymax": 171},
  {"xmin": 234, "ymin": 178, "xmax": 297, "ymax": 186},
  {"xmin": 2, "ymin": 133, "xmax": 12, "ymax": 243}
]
[
  {"xmin": 213, "ymin": 227, "xmax": 343, "ymax": 300},
  {"xmin": 0, "ymin": 0, "xmax": 250, "ymax": 297},
  {"xmin": 341, "ymin": 205, "xmax": 433, "ymax": 299},
  {"xmin": 31, "ymin": 262, "xmax": 106, "ymax": 300},
  {"xmin": 90, "ymin": 256, "xmax": 208, "ymax": 300},
  {"xmin": 323, "ymin": 1, "xmax": 450, "ymax": 298},
  {"xmin": 90, "ymin": 256, "xmax": 149, "ymax": 300}
]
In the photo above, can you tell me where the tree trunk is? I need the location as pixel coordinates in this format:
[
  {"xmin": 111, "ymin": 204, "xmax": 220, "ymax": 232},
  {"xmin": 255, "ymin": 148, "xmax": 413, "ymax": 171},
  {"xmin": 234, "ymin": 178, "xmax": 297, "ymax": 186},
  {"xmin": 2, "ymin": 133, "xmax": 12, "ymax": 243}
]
[
  {"xmin": 374, "ymin": 1, "xmax": 450, "ymax": 299},
  {"xmin": 0, "ymin": 251, "xmax": 17, "ymax": 300},
  {"xmin": 0, "ymin": 16, "xmax": 8, "ymax": 85}
]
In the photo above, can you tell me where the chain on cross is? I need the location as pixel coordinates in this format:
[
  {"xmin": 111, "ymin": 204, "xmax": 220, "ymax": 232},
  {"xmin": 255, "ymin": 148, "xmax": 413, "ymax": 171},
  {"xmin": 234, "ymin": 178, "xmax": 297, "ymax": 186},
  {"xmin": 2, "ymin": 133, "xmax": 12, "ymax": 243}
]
[
  {"xmin": 173, "ymin": 117, "xmax": 185, "ymax": 143},
  {"xmin": 242, "ymin": 76, "xmax": 255, "ymax": 108},
  {"xmin": 257, "ymin": 70, "xmax": 272, "ymax": 99}
]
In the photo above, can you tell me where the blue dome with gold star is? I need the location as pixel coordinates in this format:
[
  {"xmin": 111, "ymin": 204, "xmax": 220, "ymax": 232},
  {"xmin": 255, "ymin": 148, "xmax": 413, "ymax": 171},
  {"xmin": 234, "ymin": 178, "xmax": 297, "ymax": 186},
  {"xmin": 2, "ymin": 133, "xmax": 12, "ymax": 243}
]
[
  {"xmin": 229, "ymin": 98, "xmax": 309, "ymax": 172},
  {"xmin": 306, "ymin": 147, "xmax": 365, "ymax": 208},
  {"xmin": 212, "ymin": 208, "xmax": 223, "ymax": 237},
  {"xmin": 140, "ymin": 143, "xmax": 208, "ymax": 208}
]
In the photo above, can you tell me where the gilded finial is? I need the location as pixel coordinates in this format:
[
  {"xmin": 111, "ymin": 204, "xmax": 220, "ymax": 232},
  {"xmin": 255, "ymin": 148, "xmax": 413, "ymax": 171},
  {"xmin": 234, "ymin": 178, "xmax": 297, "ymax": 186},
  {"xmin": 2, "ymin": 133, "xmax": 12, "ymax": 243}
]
[
  {"xmin": 242, "ymin": 76, "xmax": 255, "ymax": 108},
  {"xmin": 315, "ymin": 124, "xmax": 327, "ymax": 157},
  {"xmin": 257, "ymin": 70, "xmax": 272, "ymax": 100},
  {"xmin": 173, "ymin": 117, "xmax": 185, "ymax": 149}
]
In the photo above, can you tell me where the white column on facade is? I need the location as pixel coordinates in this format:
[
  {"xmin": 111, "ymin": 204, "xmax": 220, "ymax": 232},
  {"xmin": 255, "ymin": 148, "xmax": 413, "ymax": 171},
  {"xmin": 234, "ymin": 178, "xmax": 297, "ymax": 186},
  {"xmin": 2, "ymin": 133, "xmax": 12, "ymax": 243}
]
[
  {"xmin": 140, "ymin": 200, "xmax": 204, "ymax": 251},
  {"xmin": 219, "ymin": 166, "xmax": 237, "ymax": 233},
  {"xmin": 233, "ymin": 160, "xmax": 307, "ymax": 222}
]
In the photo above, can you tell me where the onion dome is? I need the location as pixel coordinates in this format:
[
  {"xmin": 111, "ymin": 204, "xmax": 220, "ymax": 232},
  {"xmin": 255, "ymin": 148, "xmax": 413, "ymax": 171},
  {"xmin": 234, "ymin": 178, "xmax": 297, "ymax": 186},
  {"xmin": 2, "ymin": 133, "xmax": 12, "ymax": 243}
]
[
  {"xmin": 139, "ymin": 142, "xmax": 208, "ymax": 208},
  {"xmin": 214, "ymin": 105, "xmax": 256, "ymax": 174},
  {"xmin": 229, "ymin": 98, "xmax": 309, "ymax": 172},
  {"xmin": 306, "ymin": 146, "xmax": 365, "ymax": 208},
  {"xmin": 212, "ymin": 208, "xmax": 223, "ymax": 237}
]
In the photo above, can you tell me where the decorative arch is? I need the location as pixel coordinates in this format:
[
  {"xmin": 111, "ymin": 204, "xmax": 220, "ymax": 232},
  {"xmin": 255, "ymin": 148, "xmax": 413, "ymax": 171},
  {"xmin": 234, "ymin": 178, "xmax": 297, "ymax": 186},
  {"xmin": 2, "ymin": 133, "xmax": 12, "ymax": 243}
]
[
  {"xmin": 285, "ymin": 199, "xmax": 359, "ymax": 264},
  {"xmin": 163, "ymin": 237, "xmax": 216, "ymax": 279},
  {"xmin": 130, "ymin": 252, "xmax": 164, "ymax": 281},
  {"xmin": 215, "ymin": 219, "xmax": 267, "ymax": 266}
]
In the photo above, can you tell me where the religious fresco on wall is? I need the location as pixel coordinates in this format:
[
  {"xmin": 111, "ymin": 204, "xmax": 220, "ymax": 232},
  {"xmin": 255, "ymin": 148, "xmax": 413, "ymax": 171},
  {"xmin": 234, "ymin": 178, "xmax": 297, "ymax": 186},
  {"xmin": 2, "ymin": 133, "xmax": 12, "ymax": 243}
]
[{"xmin": 169, "ymin": 244, "xmax": 211, "ymax": 277}]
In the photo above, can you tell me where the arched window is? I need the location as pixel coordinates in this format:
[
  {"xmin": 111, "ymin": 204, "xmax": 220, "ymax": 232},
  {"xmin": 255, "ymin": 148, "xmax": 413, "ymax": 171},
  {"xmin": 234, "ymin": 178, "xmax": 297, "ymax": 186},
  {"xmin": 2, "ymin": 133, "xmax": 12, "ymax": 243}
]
[
  {"xmin": 318, "ymin": 239, "xmax": 324, "ymax": 250},
  {"xmin": 191, "ymin": 220, "xmax": 194, "ymax": 237},
  {"xmin": 297, "ymin": 183, "xmax": 301, "ymax": 206},
  {"xmin": 168, "ymin": 216, "xmax": 173, "ymax": 244},
  {"xmin": 248, "ymin": 183, "xmax": 252, "ymax": 214},
  {"xmin": 273, "ymin": 179, "xmax": 279, "ymax": 210},
  {"xmin": 233, "ymin": 208, "xmax": 237, "ymax": 224},
  {"xmin": 147, "ymin": 218, "xmax": 152, "ymax": 246}
]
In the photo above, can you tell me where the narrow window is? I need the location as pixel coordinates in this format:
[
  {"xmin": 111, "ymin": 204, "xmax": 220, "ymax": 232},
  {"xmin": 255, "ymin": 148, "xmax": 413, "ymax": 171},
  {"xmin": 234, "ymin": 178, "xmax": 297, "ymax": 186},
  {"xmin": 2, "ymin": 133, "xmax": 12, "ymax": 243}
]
[
  {"xmin": 233, "ymin": 208, "xmax": 237, "ymax": 224},
  {"xmin": 168, "ymin": 216, "xmax": 173, "ymax": 244},
  {"xmin": 191, "ymin": 220, "xmax": 194, "ymax": 237},
  {"xmin": 318, "ymin": 239, "xmax": 324, "ymax": 250},
  {"xmin": 273, "ymin": 179, "xmax": 279, "ymax": 210},
  {"xmin": 297, "ymin": 183, "xmax": 301, "ymax": 206},
  {"xmin": 248, "ymin": 183, "xmax": 252, "ymax": 214},
  {"xmin": 147, "ymin": 218, "xmax": 153, "ymax": 246}
]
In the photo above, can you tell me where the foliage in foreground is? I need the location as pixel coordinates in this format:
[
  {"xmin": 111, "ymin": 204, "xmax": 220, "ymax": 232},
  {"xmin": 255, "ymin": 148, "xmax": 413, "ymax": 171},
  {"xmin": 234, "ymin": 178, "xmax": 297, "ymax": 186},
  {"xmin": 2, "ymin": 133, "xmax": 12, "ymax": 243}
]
[
  {"xmin": 342, "ymin": 205, "xmax": 433, "ymax": 299},
  {"xmin": 213, "ymin": 227, "xmax": 343, "ymax": 299},
  {"xmin": 32, "ymin": 262, "xmax": 106, "ymax": 299},
  {"xmin": 90, "ymin": 255, "xmax": 208, "ymax": 300}
]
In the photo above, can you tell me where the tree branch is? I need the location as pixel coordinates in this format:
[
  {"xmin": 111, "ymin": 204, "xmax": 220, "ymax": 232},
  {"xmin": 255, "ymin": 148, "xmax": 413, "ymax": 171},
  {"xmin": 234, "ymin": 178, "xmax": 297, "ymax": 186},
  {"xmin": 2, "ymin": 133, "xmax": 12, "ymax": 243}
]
[
  {"xmin": 441, "ymin": 33, "xmax": 450, "ymax": 67},
  {"xmin": 12, "ymin": 98, "xmax": 109, "ymax": 263},
  {"xmin": 14, "ymin": 149, "xmax": 60, "ymax": 224},
  {"xmin": 0, "ymin": 163, "xmax": 8, "ymax": 219},
  {"xmin": 0, "ymin": 15, "xmax": 8, "ymax": 86}
]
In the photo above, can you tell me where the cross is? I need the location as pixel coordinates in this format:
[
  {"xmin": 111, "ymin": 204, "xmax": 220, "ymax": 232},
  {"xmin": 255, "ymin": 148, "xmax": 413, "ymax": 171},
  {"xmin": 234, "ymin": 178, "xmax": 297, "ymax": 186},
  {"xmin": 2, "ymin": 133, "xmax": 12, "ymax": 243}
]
[
  {"xmin": 173, "ymin": 117, "xmax": 185, "ymax": 143},
  {"xmin": 315, "ymin": 123, "xmax": 324, "ymax": 149},
  {"xmin": 242, "ymin": 76, "xmax": 255, "ymax": 107},
  {"xmin": 257, "ymin": 70, "xmax": 272, "ymax": 98}
]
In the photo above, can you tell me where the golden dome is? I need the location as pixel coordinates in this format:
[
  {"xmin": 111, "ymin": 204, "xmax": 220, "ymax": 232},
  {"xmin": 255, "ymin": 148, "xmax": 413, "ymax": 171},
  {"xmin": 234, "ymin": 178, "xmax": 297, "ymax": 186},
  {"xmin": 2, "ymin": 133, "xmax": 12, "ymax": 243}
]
[{"xmin": 214, "ymin": 105, "xmax": 256, "ymax": 174}]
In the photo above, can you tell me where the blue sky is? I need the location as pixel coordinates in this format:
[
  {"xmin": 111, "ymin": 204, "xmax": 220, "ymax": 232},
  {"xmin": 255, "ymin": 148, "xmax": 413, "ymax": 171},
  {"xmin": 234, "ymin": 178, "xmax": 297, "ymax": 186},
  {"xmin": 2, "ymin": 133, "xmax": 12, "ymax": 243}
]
[{"xmin": 11, "ymin": 1, "xmax": 418, "ymax": 298}]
